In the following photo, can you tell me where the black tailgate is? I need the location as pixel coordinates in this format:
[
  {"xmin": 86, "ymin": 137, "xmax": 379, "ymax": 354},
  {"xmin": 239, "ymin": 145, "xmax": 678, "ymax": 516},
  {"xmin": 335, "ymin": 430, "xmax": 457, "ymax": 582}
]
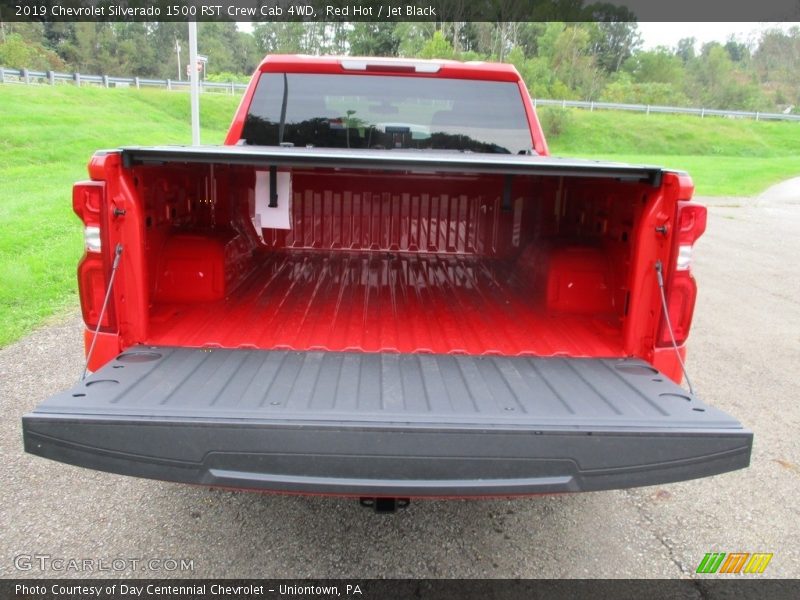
[{"xmin": 23, "ymin": 347, "xmax": 751, "ymax": 496}]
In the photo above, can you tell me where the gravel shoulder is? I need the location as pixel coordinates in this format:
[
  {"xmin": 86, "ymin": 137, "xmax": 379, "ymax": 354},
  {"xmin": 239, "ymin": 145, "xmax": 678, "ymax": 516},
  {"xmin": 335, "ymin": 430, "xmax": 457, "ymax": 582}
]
[{"xmin": 1, "ymin": 182, "xmax": 798, "ymax": 579}]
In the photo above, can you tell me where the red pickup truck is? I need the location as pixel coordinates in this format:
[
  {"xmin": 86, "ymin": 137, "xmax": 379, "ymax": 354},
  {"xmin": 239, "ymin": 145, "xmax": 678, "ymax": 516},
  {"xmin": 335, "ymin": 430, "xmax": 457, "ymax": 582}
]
[{"xmin": 24, "ymin": 55, "xmax": 750, "ymax": 505}]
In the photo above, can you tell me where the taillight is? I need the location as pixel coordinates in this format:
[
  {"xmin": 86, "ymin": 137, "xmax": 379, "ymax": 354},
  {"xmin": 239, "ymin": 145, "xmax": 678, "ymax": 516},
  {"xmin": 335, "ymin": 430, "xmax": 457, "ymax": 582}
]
[
  {"xmin": 73, "ymin": 181, "xmax": 103, "ymax": 226},
  {"xmin": 73, "ymin": 181, "xmax": 116, "ymax": 331},
  {"xmin": 84, "ymin": 225, "xmax": 102, "ymax": 252},
  {"xmin": 657, "ymin": 202, "xmax": 707, "ymax": 346},
  {"xmin": 657, "ymin": 273, "xmax": 697, "ymax": 346},
  {"xmin": 77, "ymin": 258, "xmax": 114, "ymax": 329},
  {"xmin": 340, "ymin": 58, "xmax": 441, "ymax": 73}
]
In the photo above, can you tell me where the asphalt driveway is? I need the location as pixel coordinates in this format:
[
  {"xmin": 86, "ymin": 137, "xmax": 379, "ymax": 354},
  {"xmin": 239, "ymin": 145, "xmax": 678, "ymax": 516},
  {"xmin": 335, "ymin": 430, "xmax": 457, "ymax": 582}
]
[{"xmin": 1, "ymin": 181, "xmax": 798, "ymax": 579}]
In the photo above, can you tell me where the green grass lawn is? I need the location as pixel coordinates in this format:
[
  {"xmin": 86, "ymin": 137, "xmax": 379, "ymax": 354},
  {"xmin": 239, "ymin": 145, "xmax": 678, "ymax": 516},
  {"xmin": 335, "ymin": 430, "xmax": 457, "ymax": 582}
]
[
  {"xmin": 547, "ymin": 110, "xmax": 800, "ymax": 196},
  {"xmin": 0, "ymin": 84, "xmax": 239, "ymax": 347},
  {"xmin": 560, "ymin": 154, "xmax": 800, "ymax": 197},
  {"xmin": 1, "ymin": 85, "xmax": 799, "ymax": 347}
]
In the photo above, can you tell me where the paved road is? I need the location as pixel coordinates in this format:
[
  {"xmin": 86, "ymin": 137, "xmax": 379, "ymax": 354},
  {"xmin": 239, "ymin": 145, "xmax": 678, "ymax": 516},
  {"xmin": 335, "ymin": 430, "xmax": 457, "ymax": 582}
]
[{"xmin": 1, "ymin": 183, "xmax": 799, "ymax": 579}]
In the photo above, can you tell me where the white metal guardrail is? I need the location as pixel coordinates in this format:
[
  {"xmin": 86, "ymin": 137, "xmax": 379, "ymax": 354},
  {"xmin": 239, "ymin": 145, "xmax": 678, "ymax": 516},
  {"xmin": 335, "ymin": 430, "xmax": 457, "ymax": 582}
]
[
  {"xmin": 2, "ymin": 65, "xmax": 799, "ymax": 122},
  {"xmin": 531, "ymin": 97, "xmax": 800, "ymax": 122},
  {"xmin": 0, "ymin": 66, "xmax": 248, "ymax": 94}
]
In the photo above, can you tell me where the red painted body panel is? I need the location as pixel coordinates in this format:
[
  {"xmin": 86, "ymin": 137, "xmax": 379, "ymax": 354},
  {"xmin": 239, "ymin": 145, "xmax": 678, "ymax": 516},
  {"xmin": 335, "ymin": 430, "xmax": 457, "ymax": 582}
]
[
  {"xmin": 259, "ymin": 172, "xmax": 528, "ymax": 256},
  {"xmin": 111, "ymin": 163, "xmax": 676, "ymax": 364},
  {"xmin": 652, "ymin": 346, "xmax": 687, "ymax": 384},
  {"xmin": 83, "ymin": 328, "xmax": 120, "ymax": 372},
  {"xmin": 257, "ymin": 54, "xmax": 522, "ymax": 80},
  {"xmin": 225, "ymin": 55, "xmax": 546, "ymax": 155},
  {"xmin": 75, "ymin": 55, "xmax": 703, "ymax": 386}
]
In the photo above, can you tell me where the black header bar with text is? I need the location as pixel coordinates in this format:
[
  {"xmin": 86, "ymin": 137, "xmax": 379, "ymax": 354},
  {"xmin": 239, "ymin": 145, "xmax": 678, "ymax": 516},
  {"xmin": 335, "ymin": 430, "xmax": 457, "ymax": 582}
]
[{"xmin": 1, "ymin": 0, "xmax": 799, "ymax": 23}]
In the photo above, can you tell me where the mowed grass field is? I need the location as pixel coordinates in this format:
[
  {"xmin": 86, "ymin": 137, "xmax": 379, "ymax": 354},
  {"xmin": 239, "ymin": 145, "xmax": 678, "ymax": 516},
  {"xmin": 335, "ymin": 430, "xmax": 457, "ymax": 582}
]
[
  {"xmin": 547, "ymin": 109, "xmax": 800, "ymax": 197},
  {"xmin": 1, "ymin": 84, "xmax": 799, "ymax": 347},
  {"xmin": 0, "ymin": 84, "xmax": 238, "ymax": 347}
]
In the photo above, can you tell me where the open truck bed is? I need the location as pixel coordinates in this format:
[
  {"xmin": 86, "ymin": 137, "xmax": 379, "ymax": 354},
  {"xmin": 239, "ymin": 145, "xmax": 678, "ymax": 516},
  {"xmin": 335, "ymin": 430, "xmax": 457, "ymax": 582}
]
[
  {"xmin": 24, "ymin": 144, "xmax": 751, "ymax": 497},
  {"xmin": 148, "ymin": 250, "xmax": 624, "ymax": 356},
  {"xmin": 122, "ymin": 145, "xmax": 661, "ymax": 359}
]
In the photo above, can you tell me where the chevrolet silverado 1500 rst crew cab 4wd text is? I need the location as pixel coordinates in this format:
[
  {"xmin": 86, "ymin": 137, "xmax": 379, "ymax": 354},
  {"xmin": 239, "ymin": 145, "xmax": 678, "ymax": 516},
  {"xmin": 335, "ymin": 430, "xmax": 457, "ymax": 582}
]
[{"xmin": 23, "ymin": 56, "xmax": 751, "ymax": 505}]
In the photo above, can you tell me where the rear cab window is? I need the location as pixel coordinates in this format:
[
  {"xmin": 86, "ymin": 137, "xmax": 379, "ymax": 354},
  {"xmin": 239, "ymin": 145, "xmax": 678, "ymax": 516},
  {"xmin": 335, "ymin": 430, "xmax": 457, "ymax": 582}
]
[{"xmin": 241, "ymin": 72, "xmax": 534, "ymax": 154}]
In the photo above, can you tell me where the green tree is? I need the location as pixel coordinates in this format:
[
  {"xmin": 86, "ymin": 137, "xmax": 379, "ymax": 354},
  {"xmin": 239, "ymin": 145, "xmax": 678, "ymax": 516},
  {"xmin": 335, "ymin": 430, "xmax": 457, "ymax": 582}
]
[
  {"xmin": 689, "ymin": 43, "xmax": 763, "ymax": 109},
  {"xmin": 395, "ymin": 23, "xmax": 435, "ymax": 58},
  {"xmin": 349, "ymin": 23, "xmax": 399, "ymax": 56},
  {"xmin": 512, "ymin": 23, "xmax": 548, "ymax": 57},
  {"xmin": 252, "ymin": 23, "xmax": 307, "ymax": 55},
  {"xmin": 753, "ymin": 27, "xmax": 800, "ymax": 105},
  {"xmin": 0, "ymin": 33, "xmax": 64, "ymax": 70},
  {"xmin": 67, "ymin": 22, "xmax": 126, "ymax": 75},
  {"xmin": 589, "ymin": 21, "xmax": 641, "ymax": 73},
  {"xmin": 199, "ymin": 22, "xmax": 260, "ymax": 76},
  {"xmin": 675, "ymin": 37, "xmax": 696, "ymax": 63},
  {"xmin": 724, "ymin": 37, "xmax": 750, "ymax": 63},
  {"xmin": 624, "ymin": 47, "xmax": 684, "ymax": 85},
  {"xmin": 113, "ymin": 23, "xmax": 157, "ymax": 76},
  {"xmin": 418, "ymin": 31, "xmax": 455, "ymax": 59},
  {"xmin": 148, "ymin": 23, "xmax": 189, "ymax": 79},
  {"xmin": 546, "ymin": 24, "xmax": 605, "ymax": 100},
  {"xmin": 692, "ymin": 43, "xmax": 733, "ymax": 103},
  {"xmin": 461, "ymin": 22, "xmax": 497, "ymax": 57},
  {"xmin": 602, "ymin": 73, "xmax": 689, "ymax": 106}
]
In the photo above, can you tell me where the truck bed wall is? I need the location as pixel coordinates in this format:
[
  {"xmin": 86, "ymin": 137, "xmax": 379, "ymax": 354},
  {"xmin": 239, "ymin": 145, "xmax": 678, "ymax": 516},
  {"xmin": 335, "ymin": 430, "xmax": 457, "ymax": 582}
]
[{"xmin": 124, "ymin": 164, "xmax": 667, "ymax": 358}]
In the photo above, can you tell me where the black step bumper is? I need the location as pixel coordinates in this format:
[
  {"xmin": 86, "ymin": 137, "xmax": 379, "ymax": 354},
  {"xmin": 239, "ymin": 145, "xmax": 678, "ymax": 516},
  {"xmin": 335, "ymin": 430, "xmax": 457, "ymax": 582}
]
[{"xmin": 23, "ymin": 347, "xmax": 752, "ymax": 497}]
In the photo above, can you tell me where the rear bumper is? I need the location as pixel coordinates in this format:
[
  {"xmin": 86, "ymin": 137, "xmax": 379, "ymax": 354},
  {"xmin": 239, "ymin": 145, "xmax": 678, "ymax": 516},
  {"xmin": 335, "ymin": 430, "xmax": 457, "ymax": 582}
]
[
  {"xmin": 23, "ymin": 415, "xmax": 751, "ymax": 497},
  {"xmin": 23, "ymin": 347, "xmax": 751, "ymax": 497}
]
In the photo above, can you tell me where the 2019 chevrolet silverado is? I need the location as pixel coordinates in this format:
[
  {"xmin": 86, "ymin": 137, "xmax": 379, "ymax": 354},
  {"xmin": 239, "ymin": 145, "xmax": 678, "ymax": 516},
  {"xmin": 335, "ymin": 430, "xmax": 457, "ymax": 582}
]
[{"xmin": 23, "ymin": 55, "xmax": 751, "ymax": 503}]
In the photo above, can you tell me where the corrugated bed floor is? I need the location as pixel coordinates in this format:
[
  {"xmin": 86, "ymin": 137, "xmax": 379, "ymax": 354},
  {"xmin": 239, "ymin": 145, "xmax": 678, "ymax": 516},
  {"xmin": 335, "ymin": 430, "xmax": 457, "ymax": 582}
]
[{"xmin": 148, "ymin": 250, "xmax": 624, "ymax": 356}]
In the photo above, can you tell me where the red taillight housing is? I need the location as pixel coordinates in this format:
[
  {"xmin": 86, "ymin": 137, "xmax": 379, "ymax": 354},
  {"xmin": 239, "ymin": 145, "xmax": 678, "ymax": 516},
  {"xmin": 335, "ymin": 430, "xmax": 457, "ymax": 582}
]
[
  {"xmin": 657, "ymin": 202, "xmax": 707, "ymax": 346},
  {"xmin": 73, "ymin": 181, "xmax": 116, "ymax": 331},
  {"xmin": 72, "ymin": 180, "xmax": 103, "ymax": 226}
]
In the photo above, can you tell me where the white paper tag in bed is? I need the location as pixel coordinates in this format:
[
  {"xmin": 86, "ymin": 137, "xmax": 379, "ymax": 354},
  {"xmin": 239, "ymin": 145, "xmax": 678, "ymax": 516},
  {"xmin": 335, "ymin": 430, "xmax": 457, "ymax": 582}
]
[{"xmin": 254, "ymin": 170, "xmax": 292, "ymax": 230}]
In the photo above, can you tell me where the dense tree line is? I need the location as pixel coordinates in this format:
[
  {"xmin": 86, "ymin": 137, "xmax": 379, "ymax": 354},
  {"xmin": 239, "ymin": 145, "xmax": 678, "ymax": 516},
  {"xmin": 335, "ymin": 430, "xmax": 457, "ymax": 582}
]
[{"xmin": 1, "ymin": 20, "xmax": 798, "ymax": 112}]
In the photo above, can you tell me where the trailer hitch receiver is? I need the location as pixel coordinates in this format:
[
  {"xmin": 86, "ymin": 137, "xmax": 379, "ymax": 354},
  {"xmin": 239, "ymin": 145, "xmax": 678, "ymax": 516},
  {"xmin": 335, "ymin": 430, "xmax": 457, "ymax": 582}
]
[{"xmin": 359, "ymin": 497, "xmax": 410, "ymax": 513}]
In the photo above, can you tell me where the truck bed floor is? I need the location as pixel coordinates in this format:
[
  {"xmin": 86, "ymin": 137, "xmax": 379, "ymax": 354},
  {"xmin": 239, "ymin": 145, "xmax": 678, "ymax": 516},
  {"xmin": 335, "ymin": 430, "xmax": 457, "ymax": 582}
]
[{"xmin": 147, "ymin": 250, "xmax": 624, "ymax": 356}]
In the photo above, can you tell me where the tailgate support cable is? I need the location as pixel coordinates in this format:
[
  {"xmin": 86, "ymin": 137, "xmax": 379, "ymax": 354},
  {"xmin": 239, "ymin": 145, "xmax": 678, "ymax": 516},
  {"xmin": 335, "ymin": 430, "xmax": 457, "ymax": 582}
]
[
  {"xmin": 81, "ymin": 243, "xmax": 123, "ymax": 381},
  {"xmin": 655, "ymin": 260, "xmax": 695, "ymax": 395}
]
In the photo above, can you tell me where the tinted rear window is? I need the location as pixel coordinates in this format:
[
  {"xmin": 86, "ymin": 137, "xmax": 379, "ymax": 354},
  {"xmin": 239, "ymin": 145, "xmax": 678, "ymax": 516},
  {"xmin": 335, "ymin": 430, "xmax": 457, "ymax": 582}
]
[{"xmin": 241, "ymin": 73, "xmax": 533, "ymax": 154}]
